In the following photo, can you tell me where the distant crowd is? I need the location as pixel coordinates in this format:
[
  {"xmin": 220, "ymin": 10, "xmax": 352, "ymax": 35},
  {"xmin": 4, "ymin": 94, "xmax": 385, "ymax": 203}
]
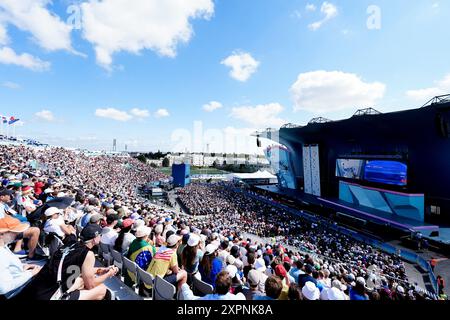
[{"xmin": 0, "ymin": 144, "xmax": 446, "ymax": 301}]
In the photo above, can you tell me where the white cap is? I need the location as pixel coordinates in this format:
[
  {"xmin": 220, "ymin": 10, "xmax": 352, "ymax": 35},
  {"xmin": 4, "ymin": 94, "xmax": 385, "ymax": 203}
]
[
  {"xmin": 188, "ymin": 233, "xmax": 200, "ymax": 247},
  {"xmin": 45, "ymin": 207, "xmax": 61, "ymax": 217},
  {"xmin": 167, "ymin": 234, "xmax": 181, "ymax": 247},
  {"xmin": 136, "ymin": 226, "xmax": 152, "ymax": 238},
  {"xmin": 226, "ymin": 265, "xmax": 238, "ymax": 279},
  {"xmin": 154, "ymin": 224, "xmax": 163, "ymax": 235},
  {"xmin": 205, "ymin": 244, "xmax": 218, "ymax": 255}
]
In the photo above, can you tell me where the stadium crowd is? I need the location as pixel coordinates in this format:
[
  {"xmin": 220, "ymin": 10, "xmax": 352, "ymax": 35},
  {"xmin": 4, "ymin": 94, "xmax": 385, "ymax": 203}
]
[{"xmin": 0, "ymin": 144, "xmax": 445, "ymax": 301}]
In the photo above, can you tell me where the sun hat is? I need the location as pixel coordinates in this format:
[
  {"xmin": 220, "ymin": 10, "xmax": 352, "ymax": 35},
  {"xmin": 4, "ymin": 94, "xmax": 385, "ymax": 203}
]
[
  {"xmin": 0, "ymin": 216, "xmax": 30, "ymax": 233},
  {"xmin": 132, "ymin": 219, "xmax": 145, "ymax": 231},
  {"xmin": 328, "ymin": 287, "xmax": 346, "ymax": 301},
  {"xmin": 302, "ymin": 282, "xmax": 320, "ymax": 301}
]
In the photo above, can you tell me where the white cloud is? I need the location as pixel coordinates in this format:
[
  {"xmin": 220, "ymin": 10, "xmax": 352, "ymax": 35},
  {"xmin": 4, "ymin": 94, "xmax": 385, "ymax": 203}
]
[
  {"xmin": 154, "ymin": 108, "xmax": 170, "ymax": 118},
  {"xmin": 308, "ymin": 2, "xmax": 338, "ymax": 31},
  {"xmin": 130, "ymin": 108, "xmax": 150, "ymax": 118},
  {"xmin": 221, "ymin": 51, "xmax": 260, "ymax": 82},
  {"xmin": 306, "ymin": 4, "xmax": 317, "ymax": 12},
  {"xmin": 290, "ymin": 70, "xmax": 386, "ymax": 113},
  {"xmin": 0, "ymin": 24, "xmax": 8, "ymax": 45},
  {"xmin": 95, "ymin": 108, "xmax": 133, "ymax": 121},
  {"xmin": 230, "ymin": 103, "xmax": 286, "ymax": 128},
  {"xmin": 203, "ymin": 101, "xmax": 223, "ymax": 112},
  {"xmin": 406, "ymin": 74, "xmax": 450, "ymax": 102},
  {"xmin": 0, "ymin": 47, "xmax": 50, "ymax": 71},
  {"xmin": 80, "ymin": 0, "xmax": 214, "ymax": 69},
  {"xmin": 2, "ymin": 81, "xmax": 20, "ymax": 89},
  {"xmin": 35, "ymin": 110, "xmax": 55, "ymax": 122},
  {"xmin": 0, "ymin": 0, "xmax": 73, "ymax": 52}
]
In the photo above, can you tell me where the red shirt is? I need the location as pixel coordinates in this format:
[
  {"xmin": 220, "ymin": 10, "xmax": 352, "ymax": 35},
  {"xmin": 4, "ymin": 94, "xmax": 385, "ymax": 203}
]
[{"xmin": 34, "ymin": 181, "xmax": 45, "ymax": 195}]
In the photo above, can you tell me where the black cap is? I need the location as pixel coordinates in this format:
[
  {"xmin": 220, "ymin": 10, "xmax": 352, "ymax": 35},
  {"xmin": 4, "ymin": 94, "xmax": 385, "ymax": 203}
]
[
  {"xmin": 106, "ymin": 214, "xmax": 119, "ymax": 225},
  {"xmin": 0, "ymin": 188, "xmax": 13, "ymax": 196},
  {"xmin": 305, "ymin": 264, "xmax": 315, "ymax": 274},
  {"xmin": 80, "ymin": 224, "xmax": 102, "ymax": 241}
]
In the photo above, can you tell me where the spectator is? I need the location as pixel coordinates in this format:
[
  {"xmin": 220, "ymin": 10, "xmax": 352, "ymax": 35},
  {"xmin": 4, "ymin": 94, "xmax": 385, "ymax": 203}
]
[
  {"xmin": 181, "ymin": 271, "xmax": 246, "ymax": 300},
  {"xmin": 100, "ymin": 214, "xmax": 119, "ymax": 246},
  {"xmin": 182, "ymin": 233, "xmax": 204, "ymax": 279},
  {"xmin": 255, "ymin": 276, "xmax": 283, "ymax": 301},
  {"xmin": 147, "ymin": 234, "xmax": 187, "ymax": 289},
  {"xmin": 114, "ymin": 218, "xmax": 136, "ymax": 255},
  {"xmin": 288, "ymin": 283, "xmax": 303, "ymax": 301},
  {"xmin": 0, "ymin": 216, "xmax": 42, "ymax": 299},
  {"xmin": 302, "ymin": 281, "xmax": 320, "ymax": 301},
  {"xmin": 199, "ymin": 244, "xmax": 223, "ymax": 288},
  {"xmin": 350, "ymin": 277, "xmax": 369, "ymax": 301},
  {"xmin": 43, "ymin": 207, "xmax": 76, "ymax": 240},
  {"xmin": 298, "ymin": 264, "xmax": 317, "ymax": 289},
  {"xmin": 243, "ymin": 269, "xmax": 265, "ymax": 300},
  {"xmin": 16, "ymin": 224, "xmax": 118, "ymax": 300}
]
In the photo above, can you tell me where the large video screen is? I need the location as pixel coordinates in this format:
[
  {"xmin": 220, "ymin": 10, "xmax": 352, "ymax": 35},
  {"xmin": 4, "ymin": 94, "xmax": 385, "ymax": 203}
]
[
  {"xmin": 364, "ymin": 160, "xmax": 407, "ymax": 186},
  {"xmin": 336, "ymin": 159, "xmax": 408, "ymax": 186},
  {"xmin": 336, "ymin": 159, "xmax": 364, "ymax": 180}
]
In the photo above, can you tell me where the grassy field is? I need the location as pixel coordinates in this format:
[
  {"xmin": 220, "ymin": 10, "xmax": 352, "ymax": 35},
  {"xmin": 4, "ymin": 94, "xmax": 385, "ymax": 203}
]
[{"xmin": 156, "ymin": 167, "xmax": 229, "ymax": 175}]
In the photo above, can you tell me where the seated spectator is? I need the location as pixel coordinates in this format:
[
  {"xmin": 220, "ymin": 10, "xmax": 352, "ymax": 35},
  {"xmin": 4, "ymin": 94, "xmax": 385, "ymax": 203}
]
[
  {"xmin": 243, "ymin": 269, "xmax": 264, "ymax": 300},
  {"xmin": 16, "ymin": 224, "xmax": 118, "ymax": 300},
  {"xmin": 288, "ymin": 283, "xmax": 303, "ymax": 301},
  {"xmin": 124, "ymin": 226, "xmax": 155, "ymax": 287},
  {"xmin": 114, "ymin": 218, "xmax": 135, "ymax": 255},
  {"xmin": 43, "ymin": 207, "xmax": 76, "ymax": 239},
  {"xmin": 302, "ymin": 281, "xmax": 320, "ymax": 301},
  {"xmin": 199, "ymin": 244, "xmax": 223, "ymax": 288},
  {"xmin": 255, "ymin": 276, "xmax": 283, "ymax": 301},
  {"xmin": 182, "ymin": 233, "xmax": 203, "ymax": 279},
  {"xmin": 147, "ymin": 234, "xmax": 187, "ymax": 289},
  {"xmin": 180, "ymin": 271, "xmax": 246, "ymax": 300},
  {"xmin": 274, "ymin": 264, "xmax": 290, "ymax": 300},
  {"xmin": 0, "ymin": 216, "xmax": 42, "ymax": 299},
  {"xmin": 350, "ymin": 277, "xmax": 369, "ymax": 301},
  {"xmin": 100, "ymin": 214, "xmax": 119, "ymax": 246},
  {"xmin": 298, "ymin": 264, "xmax": 317, "ymax": 289}
]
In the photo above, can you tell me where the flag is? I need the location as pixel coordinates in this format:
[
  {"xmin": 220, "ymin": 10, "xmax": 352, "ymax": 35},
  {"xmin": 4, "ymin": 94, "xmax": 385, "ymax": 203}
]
[{"xmin": 8, "ymin": 116, "xmax": 20, "ymax": 125}]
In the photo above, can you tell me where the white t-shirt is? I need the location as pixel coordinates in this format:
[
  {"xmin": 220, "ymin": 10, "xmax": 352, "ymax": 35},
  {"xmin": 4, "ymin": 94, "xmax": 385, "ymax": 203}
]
[
  {"xmin": 101, "ymin": 227, "xmax": 119, "ymax": 246},
  {"xmin": 44, "ymin": 217, "xmax": 66, "ymax": 238},
  {"xmin": 122, "ymin": 233, "xmax": 136, "ymax": 254},
  {"xmin": 0, "ymin": 246, "xmax": 33, "ymax": 299}
]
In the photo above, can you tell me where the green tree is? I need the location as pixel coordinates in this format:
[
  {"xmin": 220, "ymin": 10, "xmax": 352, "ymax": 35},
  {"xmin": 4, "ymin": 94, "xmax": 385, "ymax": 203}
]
[{"xmin": 162, "ymin": 157, "xmax": 170, "ymax": 167}]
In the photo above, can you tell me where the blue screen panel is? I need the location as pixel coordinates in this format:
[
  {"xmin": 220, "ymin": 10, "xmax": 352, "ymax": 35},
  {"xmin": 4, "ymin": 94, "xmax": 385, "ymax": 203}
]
[{"xmin": 364, "ymin": 160, "xmax": 407, "ymax": 186}]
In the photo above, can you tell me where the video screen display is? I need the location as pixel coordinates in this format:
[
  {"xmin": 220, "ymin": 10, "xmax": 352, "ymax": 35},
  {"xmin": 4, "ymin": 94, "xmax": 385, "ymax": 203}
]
[
  {"xmin": 364, "ymin": 160, "xmax": 407, "ymax": 186},
  {"xmin": 336, "ymin": 159, "xmax": 408, "ymax": 186},
  {"xmin": 335, "ymin": 159, "xmax": 364, "ymax": 180}
]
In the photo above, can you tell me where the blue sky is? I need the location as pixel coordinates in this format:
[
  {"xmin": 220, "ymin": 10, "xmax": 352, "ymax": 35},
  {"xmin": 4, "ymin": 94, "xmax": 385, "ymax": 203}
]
[{"xmin": 0, "ymin": 0, "xmax": 449, "ymax": 153}]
